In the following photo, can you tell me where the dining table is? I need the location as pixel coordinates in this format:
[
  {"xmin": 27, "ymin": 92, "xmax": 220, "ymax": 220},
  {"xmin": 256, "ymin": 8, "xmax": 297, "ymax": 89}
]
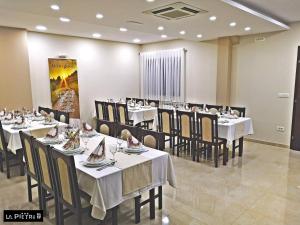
[
  {"xmin": 45, "ymin": 133, "xmax": 176, "ymax": 222},
  {"xmin": 2, "ymin": 120, "xmax": 67, "ymax": 154},
  {"xmin": 128, "ymin": 106, "xmax": 158, "ymax": 129}
]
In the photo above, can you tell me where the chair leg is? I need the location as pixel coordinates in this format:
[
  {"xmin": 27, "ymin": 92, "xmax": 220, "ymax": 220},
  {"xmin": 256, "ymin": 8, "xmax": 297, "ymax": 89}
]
[
  {"xmin": 76, "ymin": 210, "xmax": 82, "ymax": 225},
  {"xmin": 17, "ymin": 149, "xmax": 25, "ymax": 176},
  {"xmin": 214, "ymin": 145, "xmax": 219, "ymax": 168},
  {"xmin": 5, "ymin": 154, "xmax": 10, "ymax": 179},
  {"xmin": 158, "ymin": 186, "xmax": 162, "ymax": 210},
  {"xmin": 238, "ymin": 137, "xmax": 244, "ymax": 157},
  {"xmin": 56, "ymin": 201, "xmax": 64, "ymax": 225},
  {"xmin": 149, "ymin": 189, "xmax": 155, "ymax": 220},
  {"xmin": 134, "ymin": 195, "xmax": 141, "ymax": 224},
  {"xmin": 223, "ymin": 144, "xmax": 227, "ymax": 166},
  {"xmin": 0, "ymin": 153, "xmax": 3, "ymax": 172},
  {"xmin": 37, "ymin": 184, "xmax": 43, "ymax": 210},
  {"xmin": 27, "ymin": 175, "xmax": 33, "ymax": 202},
  {"xmin": 232, "ymin": 140, "xmax": 236, "ymax": 158}
]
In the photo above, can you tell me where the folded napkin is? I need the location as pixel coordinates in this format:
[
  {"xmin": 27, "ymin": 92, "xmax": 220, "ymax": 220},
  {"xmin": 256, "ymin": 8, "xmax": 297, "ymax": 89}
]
[
  {"xmin": 87, "ymin": 138, "xmax": 106, "ymax": 163},
  {"xmin": 63, "ymin": 129, "xmax": 80, "ymax": 150},
  {"xmin": 33, "ymin": 110, "xmax": 42, "ymax": 117},
  {"xmin": 231, "ymin": 109, "xmax": 240, "ymax": 117},
  {"xmin": 5, "ymin": 112, "xmax": 13, "ymax": 120},
  {"xmin": 127, "ymin": 135, "xmax": 141, "ymax": 149},
  {"xmin": 191, "ymin": 106, "xmax": 199, "ymax": 112},
  {"xmin": 0, "ymin": 108, "xmax": 6, "ymax": 117},
  {"xmin": 46, "ymin": 125, "xmax": 59, "ymax": 139},
  {"xmin": 15, "ymin": 115, "xmax": 25, "ymax": 125},
  {"xmin": 82, "ymin": 122, "xmax": 93, "ymax": 132}
]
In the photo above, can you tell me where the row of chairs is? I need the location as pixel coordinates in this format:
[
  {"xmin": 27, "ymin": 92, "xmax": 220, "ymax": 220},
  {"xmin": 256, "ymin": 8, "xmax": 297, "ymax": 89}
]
[
  {"xmin": 157, "ymin": 107, "xmax": 245, "ymax": 167},
  {"xmin": 38, "ymin": 106, "xmax": 70, "ymax": 124},
  {"xmin": 19, "ymin": 131, "xmax": 103, "ymax": 225},
  {"xmin": 96, "ymin": 119, "xmax": 165, "ymax": 150}
]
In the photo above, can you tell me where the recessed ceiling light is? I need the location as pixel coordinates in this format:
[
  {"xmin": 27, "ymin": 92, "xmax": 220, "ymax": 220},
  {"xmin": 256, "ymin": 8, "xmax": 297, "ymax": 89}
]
[
  {"xmin": 146, "ymin": 0, "xmax": 155, "ymax": 2},
  {"xmin": 133, "ymin": 38, "xmax": 141, "ymax": 43},
  {"xmin": 93, "ymin": 33, "xmax": 102, "ymax": 38},
  {"xmin": 50, "ymin": 4, "xmax": 60, "ymax": 11},
  {"xmin": 197, "ymin": 34, "xmax": 203, "ymax": 38},
  {"xmin": 209, "ymin": 16, "xmax": 217, "ymax": 21},
  {"xmin": 120, "ymin": 27, "xmax": 128, "ymax": 32},
  {"xmin": 158, "ymin": 26, "xmax": 164, "ymax": 31},
  {"xmin": 244, "ymin": 26, "xmax": 251, "ymax": 31},
  {"xmin": 179, "ymin": 30, "xmax": 186, "ymax": 35},
  {"xmin": 35, "ymin": 25, "xmax": 47, "ymax": 31},
  {"xmin": 96, "ymin": 13, "xmax": 104, "ymax": 19},
  {"xmin": 60, "ymin": 17, "xmax": 70, "ymax": 22},
  {"xmin": 230, "ymin": 22, "xmax": 237, "ymax": 27},
  {"xmin": 161, "ymin": 34, "xmax": 167, "ymax": 38}
]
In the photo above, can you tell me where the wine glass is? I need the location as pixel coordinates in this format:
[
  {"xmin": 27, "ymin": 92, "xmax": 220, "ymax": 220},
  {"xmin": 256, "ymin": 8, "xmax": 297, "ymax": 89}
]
[
  {"xmin": 110, "ymin": 144, "xmax": 117, "ymax": 162},
  {"xmin": 81, "ymin": 135, "xmax": 89, "ymax": 151},
  {"xmin": 116, "ymin": 136, "xmax": 123, "ymax": 151}
]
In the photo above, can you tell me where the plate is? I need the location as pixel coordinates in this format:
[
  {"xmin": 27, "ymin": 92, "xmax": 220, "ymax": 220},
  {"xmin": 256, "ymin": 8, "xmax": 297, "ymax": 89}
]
[
  {"xmin": 43, "ymin": 121, "xmax": 58, "ymax": 125},
  {"xmin": 32, "ymin": 116, "xmax": 44, "ymax": 121},
  {"xmin": 59, "ymin": 147, "xmax": 84, "ymax": 155},
  {"xmin": 11, "ymin": 125, "xmax": 29, "ymax": 130},
  {"xmin": 81, "ymin": 159, "xmax": 114, "ymax": 167},
  {"xmin": 80, "ymin": 131, "xmax": 98, "ymax": 138},
  {"xmin": 125, "ymin": 147, "xmax": 148, "ymax": 154},
  {"xmin": 1, "ymin": 120, "xmax": 14, "ymax": 125},
  {"xmin": 41, "ymin": 137, "xmax": 63, "ymax": 144}
]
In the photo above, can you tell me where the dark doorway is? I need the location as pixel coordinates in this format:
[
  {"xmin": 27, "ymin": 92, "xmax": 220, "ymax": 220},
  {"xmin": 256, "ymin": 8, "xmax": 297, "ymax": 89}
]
[{"xmin": 291, "ymin": 46, "xmax": 300, "ymax": 151}]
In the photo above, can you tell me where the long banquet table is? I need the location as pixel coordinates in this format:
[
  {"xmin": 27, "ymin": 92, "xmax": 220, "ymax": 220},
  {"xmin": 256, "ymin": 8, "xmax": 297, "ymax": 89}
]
[
  {"xmin": 2, "ymin": 121, "xmax": 67, "ymax": 154},
  {"xmin": 128, "ymin": 106, "xmax": 158, "ymax": 129},
  {"xmin": 50, "ymin": 134, "xmax": 176, "ymax": 220}
]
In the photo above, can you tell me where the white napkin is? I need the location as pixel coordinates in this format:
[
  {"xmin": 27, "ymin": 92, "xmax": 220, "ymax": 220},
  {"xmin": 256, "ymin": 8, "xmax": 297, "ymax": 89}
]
[
  {"xmin": 127, "ymin": 135, "xmax": 141, "ymax": 149},
  {"xmin": 63, "ymin": 129, "xmax": 80, "ymax": 150},
  {"xmin": 46, "ymin": 126, "xmax": 59, "ymax": 139},
  {"xmin": 87, "ymin": 138, "xmax": 106, "ymax": 163},
  {"xmin": 82, "ymin": 122, "xmax": 93, "ymax": 132}
]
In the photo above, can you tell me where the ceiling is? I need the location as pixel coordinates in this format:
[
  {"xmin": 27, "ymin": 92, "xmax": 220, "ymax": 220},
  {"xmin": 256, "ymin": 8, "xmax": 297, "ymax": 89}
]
[
  {"xmin": 236, "ymin": 0, "xmax": 300, "ymax": 23},
  {"xmin": 0, "ymin": 0, "xmax": 294, "ymax": 44}
]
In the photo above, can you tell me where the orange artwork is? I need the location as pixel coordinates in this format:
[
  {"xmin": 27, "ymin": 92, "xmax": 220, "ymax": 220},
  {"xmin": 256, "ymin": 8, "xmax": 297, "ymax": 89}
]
[{"xmin": 48, "ymin": 58, "xmax": 80, "ymax": 118}]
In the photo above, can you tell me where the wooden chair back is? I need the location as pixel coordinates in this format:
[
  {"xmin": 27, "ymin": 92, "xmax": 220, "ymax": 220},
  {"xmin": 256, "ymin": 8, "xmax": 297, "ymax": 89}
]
[
  {"xmin": 106, "ymin": 102, "xmax": 117, "ymax": 122},
  {"xmin": 176, "ymin": 110, "xmax": 195, "ymax": 139},
  {"xmin": 157, "ymin": 108, "xmax": 175, "ymax": 135},
  {"xmin": 188, "ymin": 103, "xmax": 204, "ymax": 112},
  {"xmin": 148, "ymin": 99, "xmax": 159, "ymax": 107},
  {"xmin": 96, "ymin": 119, "xmax": 116, "ymax": 137},
  {"xmin": 55, "ymin": 110, "xmax": 70, "ymax": 124},
  {"xmin": 95, "ymin": 101, "xmax": 106, "ymax": 120},
  {"xmin": 139, "ymin": 128, "xmax": 164, "ymax": 150},
  {"xmin": 226, "ymin": 106, "xmax": 246, "ymax": 117},
  {"xmin": 206, "ymin": 104, "xmax": 223, "ymax": 112},
  {"xmin": 196, "ymin": 113, "xmax": 219, "ymax": 144},
  {"xmin": 116, "ymin": 124, "xmax": 138, "ymax": 141},
  {"xmin": 116, "ymin": 103, "xmax": 129, "ymax": 125}
]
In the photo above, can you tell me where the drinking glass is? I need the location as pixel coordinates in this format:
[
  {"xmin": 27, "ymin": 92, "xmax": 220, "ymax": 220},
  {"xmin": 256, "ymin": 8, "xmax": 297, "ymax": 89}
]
[
  {"xmin": 110, "ymin": 145, "xmax": 117, "ymax": 161},
  {"xmin": 117, "ymin": 136, "xmax": 123, "ymax": 151},
  {"xmin": 81, "ymin": 135, "xmax": 89, "ymax": 151}
]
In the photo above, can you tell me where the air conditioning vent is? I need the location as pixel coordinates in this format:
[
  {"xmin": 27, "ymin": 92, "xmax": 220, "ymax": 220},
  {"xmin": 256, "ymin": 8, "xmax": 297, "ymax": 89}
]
[{"xmin": 143, "ymin": 2, "xmax": 207, "ymax": 20}]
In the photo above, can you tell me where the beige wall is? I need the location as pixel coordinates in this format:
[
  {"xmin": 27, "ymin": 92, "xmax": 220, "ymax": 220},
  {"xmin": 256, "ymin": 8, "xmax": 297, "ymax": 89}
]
[
  {"xmin": 141, "ymin": 40, "xmax": 218, "ymax": 104},
  {"xmin": 27, "ymin": 32, "xmax": 140, "ymax": 122},
  {"xmin": 231, "ymin": 22, "xmax": 300, "ymax": 145},
  {"xmin": 0, "ymin": 27, "xmax": 32, "ymax": 110}
]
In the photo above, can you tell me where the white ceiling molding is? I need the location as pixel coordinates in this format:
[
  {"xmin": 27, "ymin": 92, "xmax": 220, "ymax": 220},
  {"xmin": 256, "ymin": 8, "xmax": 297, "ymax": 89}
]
[{"xmin": 222, "ymin": 0, "xmax": 290, "ymax": 29}]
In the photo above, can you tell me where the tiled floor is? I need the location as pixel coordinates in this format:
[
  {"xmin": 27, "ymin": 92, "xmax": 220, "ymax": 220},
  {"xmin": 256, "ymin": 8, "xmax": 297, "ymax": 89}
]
[{"xmin": 1, "ymin": 141, "xmax": 300, "ymax": 225}]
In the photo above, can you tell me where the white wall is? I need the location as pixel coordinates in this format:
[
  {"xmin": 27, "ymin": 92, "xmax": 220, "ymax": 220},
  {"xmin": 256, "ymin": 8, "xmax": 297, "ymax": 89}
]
[
  {"xmin": 27, "ymin": 32, "xmax": 140, "ymax": 122},
  {"xmin": 141, "ymin": 40, "xmax": 218, "ymax": 104},
  {"xmin": 231, "ymin": 22, "xmax": 300, "ymax": 145}
]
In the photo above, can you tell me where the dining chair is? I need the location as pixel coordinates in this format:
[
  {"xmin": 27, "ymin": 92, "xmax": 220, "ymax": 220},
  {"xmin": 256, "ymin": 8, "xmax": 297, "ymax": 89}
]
[
  {"xmin": 115, "ymin": 103, "xmax": 132, "ymax": 125},
  {"xmin": 30, "ymin": 128, "xmax": 52, "ymax": 138},
  {"xmin": 55, "ymin": 110, "xmax": 70, "ymax": 124},
  {"xmin": 188, "ymin": 103, "xmax": 204, "ymax": 112},
  {"xmin": 19, "ymin": 131, "xmax": 42, "ymax": 208},
  {"xmin": 50, "ymin": 148, "xmax": 93, "ymax": 225},
  {"xmin": 0, "ymin": 121, "xmax": 24, "ymax": 178},
  {"xmin": 157, "ymin": 108, "xmax": 176, "ymax": 154},
  {"xmin": 106, "ymin": 102, "xmax": 117, "ymax": 122},
  {"xmin": 95, "ymin": 100, "xmax": 107, "ymax": 120},
  {"xmin": 195, "ymin": 113, "xmax": 228, "ymax": 167},
  {"xmin": 206, "ymin": 104, "xmax": 224, "ymax": 112},
  {"xmin": 138, "ymin": 128, "xmax": 164, "ymax": 150},
  {"xmin": 116, "ymin": 123, "xmax": 138, "ymax": 140},
  {"xmin": 135, "ymin": 98, "xmax": 145, "ymax": 106},
  {"xmin": 225, "ymin": 106, "xmax": 246, "ymax": 158},
  {"xmin": 96, "ymin": 119, "xmax": 116, "ymax": 137},
  {"xmin": 176, "ymin": 110, "xmax": 196, "ymax": 157}
]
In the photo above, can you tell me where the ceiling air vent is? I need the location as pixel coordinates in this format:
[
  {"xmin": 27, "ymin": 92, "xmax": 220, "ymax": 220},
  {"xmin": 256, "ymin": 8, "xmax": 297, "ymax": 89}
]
[{"xmin": 143, "ymin": 2, "xmax": 207, "ymax": 20}]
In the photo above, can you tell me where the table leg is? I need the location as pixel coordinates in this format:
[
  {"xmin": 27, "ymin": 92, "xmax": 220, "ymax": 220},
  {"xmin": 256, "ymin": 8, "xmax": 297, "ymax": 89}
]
[
  {"xmin": 150, "ymin": 189, "xmax": 155, "ymax": 220},
  {"xmin": 232, "ymin": 140, "xmax": 236, "ymax": 158},
  {"xmin": 158, "ymin": 186, "xmax": 162, "ymax": 209},
  {"xmin": 112, "ymin": 206, "xmax": 118, "ymax": 225},
  {"xmin": 135, "ymin": 196, "xmax": 141, "ymax": 224},
  {"xmin": 238, "ymin": 137, "xmax": 244, "ymax": 157}
]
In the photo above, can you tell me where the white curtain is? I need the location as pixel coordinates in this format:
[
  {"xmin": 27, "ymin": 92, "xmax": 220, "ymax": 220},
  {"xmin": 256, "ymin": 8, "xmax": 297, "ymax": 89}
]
[{"xmin": 140, "ymin": 48, "xmax": 185, "ymax": 102}]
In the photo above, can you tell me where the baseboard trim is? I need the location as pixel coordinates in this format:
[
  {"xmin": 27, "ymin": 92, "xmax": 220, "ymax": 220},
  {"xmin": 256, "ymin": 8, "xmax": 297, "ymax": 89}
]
[{"xmin": 245, "ymin": 138, "xmax": 289, "ymax": 149}]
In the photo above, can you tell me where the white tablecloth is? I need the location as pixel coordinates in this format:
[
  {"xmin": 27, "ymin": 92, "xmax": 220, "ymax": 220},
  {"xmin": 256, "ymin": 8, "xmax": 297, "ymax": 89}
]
[
  {"xmin": 128, "ymin": 107, "xmax": 158, "ymax": 129},
  {"xmin": 218, "ymin": 117, "xmax": 254, "ymax": 143},
  {"xmin": 2, "ymin": 121, "xmax": 67, "ymax": 154},
  {"xmin": 52, "ymin": 135, "xmax": 176, "ymax": 220}
]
